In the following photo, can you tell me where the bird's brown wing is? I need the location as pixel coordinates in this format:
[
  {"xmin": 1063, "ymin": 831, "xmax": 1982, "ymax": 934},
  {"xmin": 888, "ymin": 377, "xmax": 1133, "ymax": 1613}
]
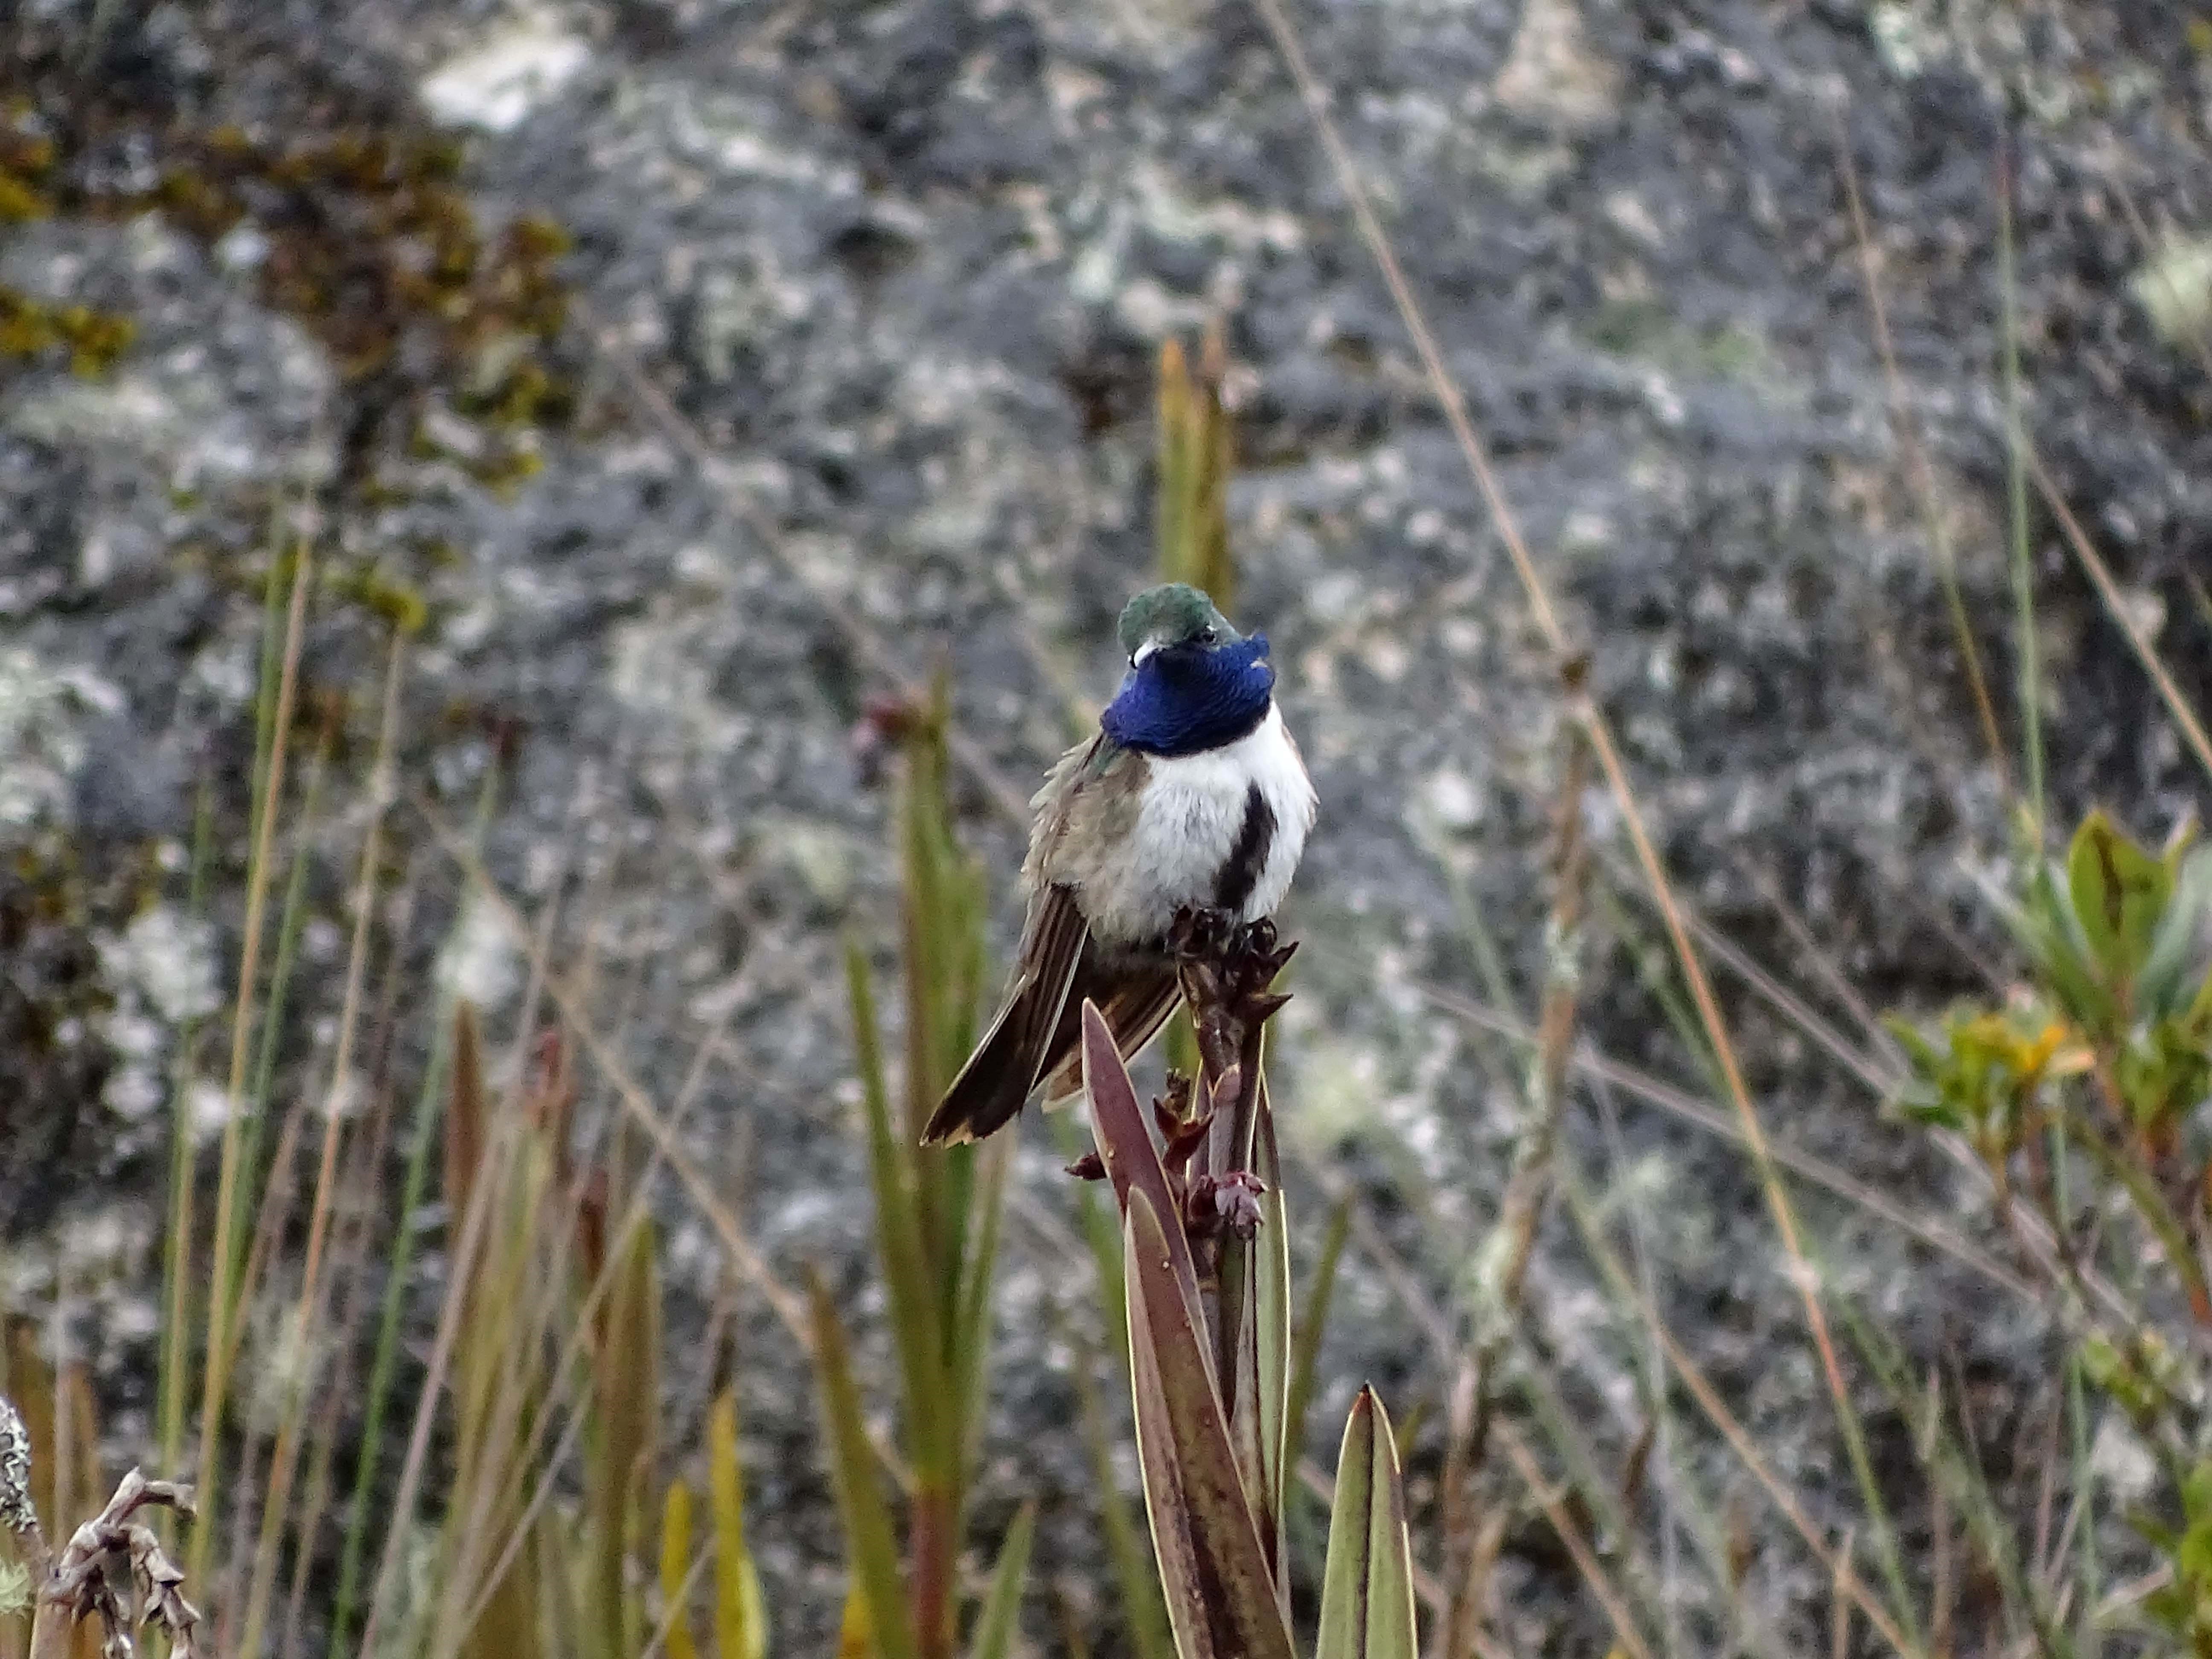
[
  {"xmin": 920, "ymin": 880, "xmax": 1089, "ymax": 1144},
  {"xmin": 923, "ymin": 733, "xmax": 1158, "ymax": 1145},
  {"xmin": 1038, "ymin": 959, "xmax": 1181, "ymax": 1105}
]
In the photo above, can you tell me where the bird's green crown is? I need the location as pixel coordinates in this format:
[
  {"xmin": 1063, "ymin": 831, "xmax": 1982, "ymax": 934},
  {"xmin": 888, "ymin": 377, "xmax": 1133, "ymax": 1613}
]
[{"xmin": 1116, "ymin": 583, "xmax": 1239, "ymax": 659}]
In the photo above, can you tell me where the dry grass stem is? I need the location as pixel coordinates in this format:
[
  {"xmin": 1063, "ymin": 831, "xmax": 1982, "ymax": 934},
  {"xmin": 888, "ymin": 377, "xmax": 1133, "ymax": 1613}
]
[
  {"xmin": 2026, "ymin": 445, "xmax": 2212, "ymax": 787},
  {"xmin": 191, "ymin": 535, "xmax": 314, "ymax": 1592},
  {"xmin": 1828, "ymin": 101, "xmax": 2011, "ymax": 790},
  {"xmin": 1439, "ymin": 704, "xmax": 1591, "ymax": 1659}
]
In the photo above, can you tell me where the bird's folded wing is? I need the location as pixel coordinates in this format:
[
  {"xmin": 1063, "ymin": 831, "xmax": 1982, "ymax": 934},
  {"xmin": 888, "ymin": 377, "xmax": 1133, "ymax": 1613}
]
[
  {"xmin": 1000, "ymin": 881, "xmax": 1090, "ymax": 1092},
  {"xmin": 1040, "ymin": 964, "xmax": 1180, "ymax": 1107},
  {"xmin": 919, "ymin": 879, "xmax": 1091, "ymax": 1144}
]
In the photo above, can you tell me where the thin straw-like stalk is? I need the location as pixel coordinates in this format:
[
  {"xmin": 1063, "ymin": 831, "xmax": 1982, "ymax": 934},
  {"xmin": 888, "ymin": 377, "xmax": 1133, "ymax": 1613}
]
[
  {"xmin": 1578, "ymin": 1088, "xmax": 1708, "ymax": 1659},
  {"xmin": 2027, "ymin": 445, "xmax": 2212, "ymax": 788},
  {"xmin": 1395, "ymin": 972, "xmax": 2028, "ymax": 1297},
  {"xmin": 192, "ymin": 533, "xmax": 314, "ymax": 1592},
  {"xmin": 358, "ymin": 803, "xmax": 608, "ymax": 1659},
  {"xmin": 443, "ymin": 1000, "xmax": 760, "ymax": 1645},
  {"xmin": 2065, "ymin": 1352, "xmax": 2100, "ymax": 1659},
  {"xmin": 1600, "ymin": 852, "xmax": 1894, "ymax": 1098},
  {"xmin": 1997, "ymin": 149, "xmax": 2046, "ymax": 832},
  {"xmin": 1491, "ymin": 1425, "xmax": 1656, "ymax": 1659},
  {"xmin": 328, "ymin": 764, "xmax": 503, "ymax": 1657},
  {"xmin": 157, "ymin": 774, "xmax": 217, "ymax": 1505},
  {"xmin": 228, "ymin": 721, "xmax": 335, "ymax": 1316},
  {"xmin": 354, "ymin": 997, "xmax": 531, "ymax": 1659},
  {"xmin": 1441, "ymin": 712, "xmax": 1590, "ymax": 1658},
  {"xmin": 1735, "ymin": 859, "xmax": 1906, "ymax": 1071},
  {"xmin": 285, "ymin": 865, "xmax": 418, "ymax": 1659},
  {"xmin": 236, "ymin": 634, "xmax": 406, "ymax": 1659},
  {"xmin": 411, "ymin": 794, "xmax": 815, "ymax": 1353},
  {"xmin": 1828, "ymin": 104, "xmax": 2010, "ymax": 794}
]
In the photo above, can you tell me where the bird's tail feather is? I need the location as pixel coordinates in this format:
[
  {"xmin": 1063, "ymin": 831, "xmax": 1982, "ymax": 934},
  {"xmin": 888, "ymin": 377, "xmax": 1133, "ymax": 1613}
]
[{"xmin": 920, "ymin": 1009, "xmax": 1031, "ymax": 1144}]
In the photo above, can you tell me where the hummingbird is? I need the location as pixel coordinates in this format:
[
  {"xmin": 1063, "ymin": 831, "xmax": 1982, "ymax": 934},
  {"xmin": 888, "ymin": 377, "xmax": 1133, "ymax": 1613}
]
[{"xmin": 921, "ymin": 583, "xmax": 1316, "ymax": 1146}]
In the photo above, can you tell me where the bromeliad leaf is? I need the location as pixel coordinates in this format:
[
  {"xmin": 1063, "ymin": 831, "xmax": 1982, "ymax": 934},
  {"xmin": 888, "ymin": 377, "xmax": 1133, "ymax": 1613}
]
[
  {"xmin": 1082, "ymin": 1001, "xmax": 1209, "ymax": 1342},
  {"xmin": 1315, "ymin": 1388, "xmax": 1420, "ymax": 1659},
  {"xmin": 1123, "ymin": 1185, "xmax": 1296, "ymax": 1659}
]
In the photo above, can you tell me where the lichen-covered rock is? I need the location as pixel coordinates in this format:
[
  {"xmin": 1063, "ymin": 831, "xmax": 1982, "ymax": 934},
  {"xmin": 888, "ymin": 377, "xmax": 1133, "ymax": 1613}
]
[{"xmin": 2, "ymin": 0, "xmax": 2209, "ymax": 1647}]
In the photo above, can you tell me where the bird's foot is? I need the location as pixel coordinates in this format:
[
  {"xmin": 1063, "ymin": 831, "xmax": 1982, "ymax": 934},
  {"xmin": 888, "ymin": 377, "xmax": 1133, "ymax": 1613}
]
[{"xmin": 1169, "ymin": 904, "xmax": 1239, "ymax": 963}]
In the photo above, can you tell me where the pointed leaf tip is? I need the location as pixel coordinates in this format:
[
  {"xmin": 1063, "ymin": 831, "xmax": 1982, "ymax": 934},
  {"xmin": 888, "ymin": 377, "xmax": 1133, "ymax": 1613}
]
[{"xmin": 1316, "ymin": 1387, "xmax": 1419, "ymax": 1659}]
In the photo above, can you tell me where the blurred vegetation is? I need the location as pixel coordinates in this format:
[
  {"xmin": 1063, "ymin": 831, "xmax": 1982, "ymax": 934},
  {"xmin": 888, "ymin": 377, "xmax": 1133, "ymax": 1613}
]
[
  {"xmin": 1889, "ymin": 810, "xmax": 2212, "ymax": 1653},
  {"xmin": 7, "ymin": 1, "xmax": 2212, "ymax": 1645}
]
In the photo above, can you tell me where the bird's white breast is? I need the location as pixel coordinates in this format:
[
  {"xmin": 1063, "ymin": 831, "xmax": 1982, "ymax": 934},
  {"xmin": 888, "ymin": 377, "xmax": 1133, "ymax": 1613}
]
[{"xmin": 1129, "ymin": 704, "xmax": 1316, "ymax": 928}]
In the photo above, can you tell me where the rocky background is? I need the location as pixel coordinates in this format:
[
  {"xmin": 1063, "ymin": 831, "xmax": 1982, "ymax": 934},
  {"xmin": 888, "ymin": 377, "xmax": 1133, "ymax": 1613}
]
[{"xmin": 3, "ymin": 0, "xmax": 2211, "ymax": 1649}]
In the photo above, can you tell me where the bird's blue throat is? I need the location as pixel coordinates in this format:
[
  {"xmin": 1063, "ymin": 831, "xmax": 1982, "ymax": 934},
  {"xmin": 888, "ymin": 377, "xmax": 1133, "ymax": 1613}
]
[{"xmin": 1101, "ymin": 634, "xmax": 1275, "ymax": 757}]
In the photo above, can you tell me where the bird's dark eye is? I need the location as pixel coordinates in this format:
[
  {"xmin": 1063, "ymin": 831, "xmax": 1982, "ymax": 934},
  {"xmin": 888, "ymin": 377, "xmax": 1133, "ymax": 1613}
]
[{"xmin": 1199, "ymin": 626, "xmax": 1217, "ymax": 645}]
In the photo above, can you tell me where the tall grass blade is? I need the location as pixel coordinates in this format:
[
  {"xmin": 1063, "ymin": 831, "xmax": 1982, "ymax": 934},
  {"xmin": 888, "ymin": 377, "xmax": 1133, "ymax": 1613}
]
[
  {"xmin": 844, "ymin": 943, "xmax": 956, "ymax": 1488},
  {"xmin": 1997, "ymin": 147, "xmax": 2045, "ymax": 832},
  {"xmin": 593, "ymin": 1196, "xmax": 663, "ymax": 1659},
  {"xmin": 707, "ymin": 1390, "xmax": 767, "ymax": 1659},
  {"xmin": 808, "ymin": 1270, "xmax": 923, "ymax": 1659},
  {"xmin": 238, "ymin": 639, "xmax": 407, "ymax": 1659},
  {"xmin": 1315, "ymin": 1387, "xmax": 1419, "ymax": 1659},
  {"xmin": 332, "ymin": 764, "xmax": 502, "ymax": 1657},
  {"xmin": 228, "ymin": 725, "xmax": 333, "ymax": 1317},
  {"xmin": 966, "ymin": 1503, "xmax": 1037, "ymax": 1659},
  {"xmin": 1287, "ymin": 1195, "xmax": 1352, "ymax": 1479},
  {"xmin": 951, "ymin": 1138, "xmax": 1010, "ymax": 1481},
  {"xmin": 660, "ymin": 1481, "xmax": 701, "ymax": 1659},
  {"xmin": 1154, "ymin": 329, "xmax": 1236, "ymax": 609},
  {"xmin": 192, "ymin": 533, "xmax": 314, "ymax": 1593},
  {"xmin": 156, "ymin": 775, "xmax": 216, "ymax": 1483}
]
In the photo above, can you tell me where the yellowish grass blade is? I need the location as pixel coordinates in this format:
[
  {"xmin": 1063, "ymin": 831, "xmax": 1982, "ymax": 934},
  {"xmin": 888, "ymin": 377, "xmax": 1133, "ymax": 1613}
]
[
  {"xmin": 807, "ymin": 1270, "xmax": 922, "ymax": 1659},
  {"xmin": 707, "ymin": 1391, "xmax": 766, "ymax": 1659},
  {"xmin": 660, "ymin": 1482, "xmax": 701, "ymax": 1659}
]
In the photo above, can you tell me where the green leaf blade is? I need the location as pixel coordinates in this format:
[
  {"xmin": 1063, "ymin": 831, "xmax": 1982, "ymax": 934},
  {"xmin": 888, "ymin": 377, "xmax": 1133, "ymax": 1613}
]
[
  {"xmin": 967, "ymin": 1502, "xmax": 1038, "ymax": 1659},
  {"xmin": 846, "ymin": 942, "xmax": 958, "ymax": 1486},
  {"xmin": 1316, "ymin": 1387, "xmax": 1419, "ymax": 1659},
  {"xmin": 808, "ymin": 1270, "xmax": 924, "ymax": 1659}
]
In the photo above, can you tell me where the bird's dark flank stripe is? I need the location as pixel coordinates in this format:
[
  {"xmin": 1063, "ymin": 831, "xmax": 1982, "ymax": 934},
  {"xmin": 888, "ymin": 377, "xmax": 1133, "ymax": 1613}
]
[{"xmin": 1213, "ymin": 783, "xmax": 1276, "ymax": 914}]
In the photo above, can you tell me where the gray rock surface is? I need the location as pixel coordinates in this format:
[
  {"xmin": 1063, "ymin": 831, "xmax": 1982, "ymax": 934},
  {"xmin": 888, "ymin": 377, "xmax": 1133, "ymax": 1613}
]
[{"xmin": 4, "ymin": 0, "xmax": 2211, "ymax": 1648}]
